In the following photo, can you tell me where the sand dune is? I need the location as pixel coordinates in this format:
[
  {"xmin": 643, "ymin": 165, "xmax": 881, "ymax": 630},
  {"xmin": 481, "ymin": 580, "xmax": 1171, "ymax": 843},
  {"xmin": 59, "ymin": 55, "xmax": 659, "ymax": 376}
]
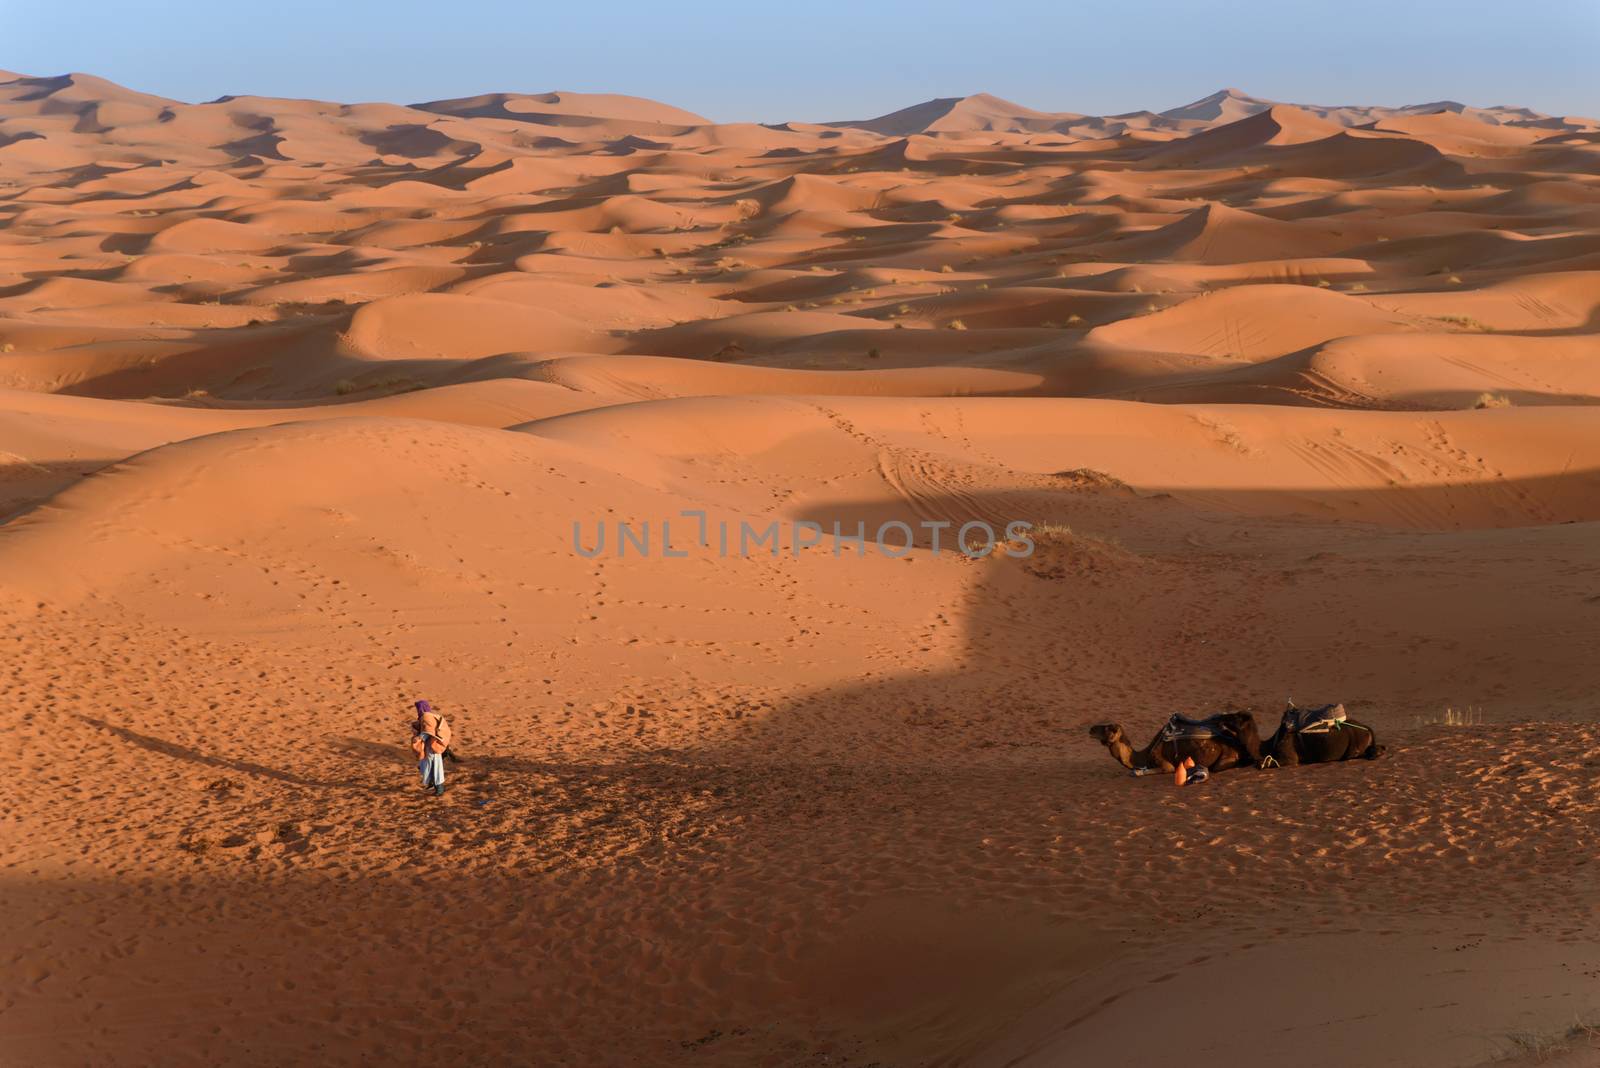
[
  {"xmin": 1086, "ymin": 284, "xmax": 1427, "ymax": 358},
  {"xmin": 5, "ymin": 68, "xmax": 1600, "ymax": 1067},
  {"xmin": 413, "ymin": 89, "xmax": 710, "ymax": 129},
  {"xmin": 831, "ymin": 93, "xmax": 1088, "ymax": 136},
  {"xmin": 1148, "ymin": 104, "xmax": 1346, "ymax": 161},
  {"xmin": 344, "ymin": 292, "xmax": 617, "ymax": 360},
  {"xmin": 1086, "ymin": 202, "xmax": 1368, "ymax": 263},
  {"xmin": 830, "ymin": 86, "xmax": 1600, "ymax": 147}
]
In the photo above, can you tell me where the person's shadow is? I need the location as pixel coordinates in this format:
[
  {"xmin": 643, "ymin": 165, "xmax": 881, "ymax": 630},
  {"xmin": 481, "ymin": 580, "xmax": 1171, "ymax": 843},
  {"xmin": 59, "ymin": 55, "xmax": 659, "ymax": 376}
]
[{"xmin": 81, "ymin": 715, "xmax": 331, "ymax": 787}]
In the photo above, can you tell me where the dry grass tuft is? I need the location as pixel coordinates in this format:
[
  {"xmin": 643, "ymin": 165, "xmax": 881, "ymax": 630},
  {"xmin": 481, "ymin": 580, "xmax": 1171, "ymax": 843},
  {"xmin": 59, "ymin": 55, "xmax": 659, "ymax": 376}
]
[
  {"xmin": 1501, "ymin": 1018, "xmax": 1600, "ymax": 1063},
  {"xmin": 1050, "ymin": 468, "xmax": 1130, "ymax": 492},
  {"xmin": 1411, "ymin": 705, "xmax": 1486, "ymax": 728}
]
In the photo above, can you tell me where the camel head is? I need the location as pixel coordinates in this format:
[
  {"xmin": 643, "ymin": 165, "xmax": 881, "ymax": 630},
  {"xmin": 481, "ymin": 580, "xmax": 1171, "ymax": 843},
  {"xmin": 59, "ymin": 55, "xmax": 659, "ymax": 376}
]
[
  {"xmin": 1214, "ymin": 710, "xmax": 1263, "ymax": 763},
  {"xmin": 1213, "ymin": 710, "xmax": 1259, "ymax": 738},
  {"xmin": 1087, "ymin": 723, "xmax": 1124, "ymax": 747}
]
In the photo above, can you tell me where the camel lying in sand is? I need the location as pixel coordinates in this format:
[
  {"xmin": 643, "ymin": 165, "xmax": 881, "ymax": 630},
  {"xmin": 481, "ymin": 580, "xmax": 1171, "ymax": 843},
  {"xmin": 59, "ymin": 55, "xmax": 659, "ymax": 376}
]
[
  {"xmin": 1090, "ymin": 705, "xmax": 1387, "ymax": 777},
  {"xmin": 1088, "ymin": 712, "xmax": 1262, "ymax": 774},
  {"xmin": 1257, "ymin": 703, "xmax": 1386, "ymax": 767}
]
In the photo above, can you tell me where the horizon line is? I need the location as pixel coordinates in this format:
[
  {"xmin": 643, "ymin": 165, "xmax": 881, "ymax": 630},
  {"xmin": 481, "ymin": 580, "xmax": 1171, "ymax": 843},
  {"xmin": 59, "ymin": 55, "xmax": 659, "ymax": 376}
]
[{"xmin": 3, "ymin": 68, "xmax": 1590, "ymax": 128}]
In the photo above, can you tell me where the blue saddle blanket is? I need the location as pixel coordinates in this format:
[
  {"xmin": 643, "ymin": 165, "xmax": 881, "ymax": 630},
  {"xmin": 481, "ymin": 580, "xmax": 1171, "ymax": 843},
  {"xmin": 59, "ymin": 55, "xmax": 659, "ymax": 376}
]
[{"xmin": 1159, "ymin": 713, "xmax": 1239, "ymax": 743}]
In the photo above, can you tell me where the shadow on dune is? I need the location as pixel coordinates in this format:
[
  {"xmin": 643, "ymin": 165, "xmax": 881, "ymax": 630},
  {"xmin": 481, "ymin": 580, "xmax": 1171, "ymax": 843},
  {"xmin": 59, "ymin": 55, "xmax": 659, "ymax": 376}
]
[
  {"xmin": 80, "ymin": 715, "xmax": 329, "ymax": 787},
  {"xmin": 0, "ymin": 459, "xmax": 108, "ymax": 523},
  {"xmin": 704, "ymin": 471, "xmax": 1600, "ymax": 764},
  {"xmin": 328, "ymin": 735, "xmax": 855, "ymax": 799},
  {"xmin": 53, "ymin": 318, "xmax": 354, "ymax": 400}
]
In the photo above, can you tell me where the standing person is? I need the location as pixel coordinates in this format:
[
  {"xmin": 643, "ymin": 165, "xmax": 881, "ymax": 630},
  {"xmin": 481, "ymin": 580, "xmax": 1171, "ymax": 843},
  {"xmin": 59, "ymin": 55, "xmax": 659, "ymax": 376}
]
[{"xmin": 410, "ymin": 700, "xmax": 453, "ymax": 796}]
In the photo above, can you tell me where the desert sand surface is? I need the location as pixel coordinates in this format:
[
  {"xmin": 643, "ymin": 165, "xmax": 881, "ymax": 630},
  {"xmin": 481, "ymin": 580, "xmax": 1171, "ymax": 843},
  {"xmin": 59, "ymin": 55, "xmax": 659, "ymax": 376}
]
[{"xmin": 3, "ymin": 70, "xmax": 1600, "ymax": 1066}]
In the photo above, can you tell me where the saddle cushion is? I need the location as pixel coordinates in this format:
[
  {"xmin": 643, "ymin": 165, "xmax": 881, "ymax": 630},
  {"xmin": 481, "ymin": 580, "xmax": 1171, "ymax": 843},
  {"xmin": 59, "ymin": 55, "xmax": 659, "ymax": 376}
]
[
  {"xmin": 1281, "ymin": 703, "xmax": 1347, "ymax": 734},
  {"xmin": 1160, "ymin": 712, "xmax": 1236, "ymax": 743}
]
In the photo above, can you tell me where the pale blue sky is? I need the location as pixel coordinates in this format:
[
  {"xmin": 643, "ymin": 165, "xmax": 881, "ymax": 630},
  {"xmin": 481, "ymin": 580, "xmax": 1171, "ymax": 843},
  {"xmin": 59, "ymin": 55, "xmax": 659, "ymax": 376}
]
[{"xmin": 7, "ymin": 0, "xmax": 1598, "ymax": 122}]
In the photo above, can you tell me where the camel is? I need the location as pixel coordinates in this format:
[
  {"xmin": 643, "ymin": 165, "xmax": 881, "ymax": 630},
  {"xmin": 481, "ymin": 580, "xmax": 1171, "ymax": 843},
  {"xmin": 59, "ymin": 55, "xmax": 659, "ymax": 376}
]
[
  {"xmin": 1258, "ymin": 704, "xmax": 1386, "ymax": 767},
  {"xmin": 1088, "ymin": 711, "xmax": 1262, "ymax": 775}
]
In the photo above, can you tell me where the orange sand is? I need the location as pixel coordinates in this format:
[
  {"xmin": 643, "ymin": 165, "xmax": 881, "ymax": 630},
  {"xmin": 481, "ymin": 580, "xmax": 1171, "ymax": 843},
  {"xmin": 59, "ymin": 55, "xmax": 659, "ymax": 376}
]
[{"xmin": 3, "ymin": 72, "xmax": 1600, "ymax": 1066}]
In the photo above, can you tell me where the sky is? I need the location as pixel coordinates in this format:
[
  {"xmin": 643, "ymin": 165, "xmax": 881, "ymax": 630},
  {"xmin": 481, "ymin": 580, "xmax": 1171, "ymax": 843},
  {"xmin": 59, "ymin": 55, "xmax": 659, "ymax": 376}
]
[{"xmin": 6, "ymin": 0, "xmax": 1599, "ymax": 123}]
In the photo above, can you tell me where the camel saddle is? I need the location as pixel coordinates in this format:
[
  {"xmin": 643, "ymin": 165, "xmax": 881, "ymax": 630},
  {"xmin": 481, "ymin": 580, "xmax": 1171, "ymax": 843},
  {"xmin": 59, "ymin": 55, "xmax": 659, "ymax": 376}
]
[
  {"xmin": 1159, "ymin": 712, "xmax": 1240, "ymax": 743},
  {"xmin": 1280, "ymin": 702, "xmax": 1347, "ymax": 734}
]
